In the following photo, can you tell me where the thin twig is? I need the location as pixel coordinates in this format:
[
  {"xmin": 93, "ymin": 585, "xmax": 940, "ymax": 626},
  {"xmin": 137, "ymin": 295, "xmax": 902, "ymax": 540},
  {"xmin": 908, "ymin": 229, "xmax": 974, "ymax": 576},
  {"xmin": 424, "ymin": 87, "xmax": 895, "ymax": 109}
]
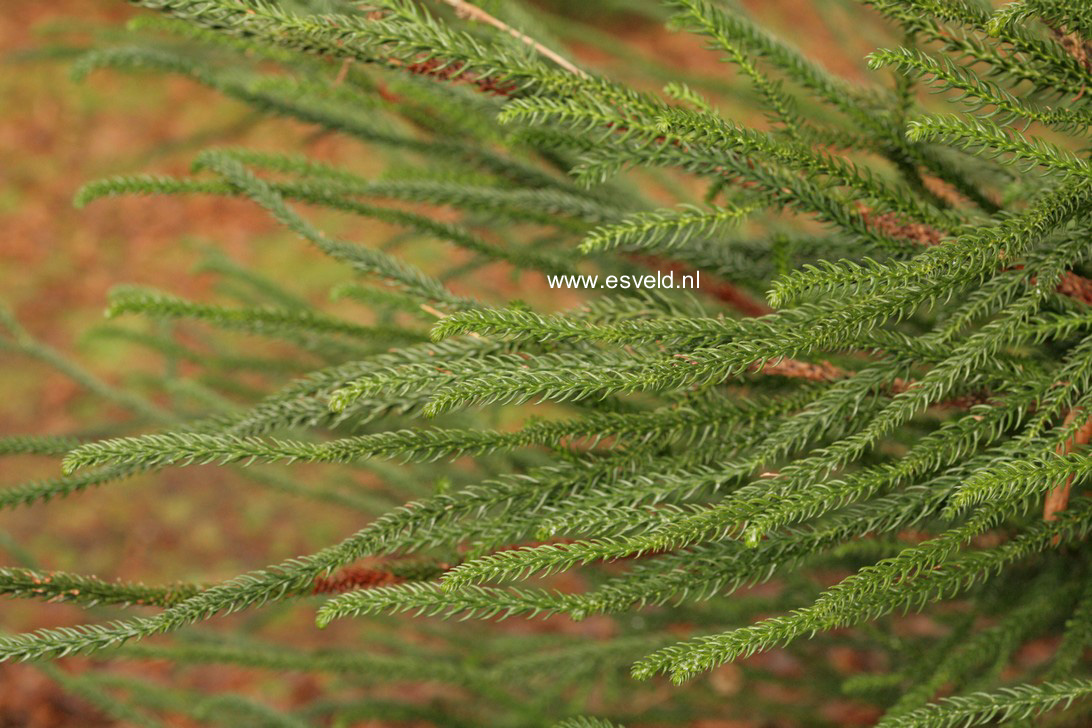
[{"xmin": 438, "ymin": 0, "xmax": 588, "ymax": 78}]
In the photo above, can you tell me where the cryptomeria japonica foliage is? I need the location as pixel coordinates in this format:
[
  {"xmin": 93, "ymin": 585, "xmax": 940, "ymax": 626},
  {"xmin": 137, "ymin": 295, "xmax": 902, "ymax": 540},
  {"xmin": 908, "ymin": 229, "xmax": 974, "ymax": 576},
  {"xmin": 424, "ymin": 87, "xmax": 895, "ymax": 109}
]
[{"xmin": 2, "ymin": 0, "xmax": 1092, "ymax": 725}]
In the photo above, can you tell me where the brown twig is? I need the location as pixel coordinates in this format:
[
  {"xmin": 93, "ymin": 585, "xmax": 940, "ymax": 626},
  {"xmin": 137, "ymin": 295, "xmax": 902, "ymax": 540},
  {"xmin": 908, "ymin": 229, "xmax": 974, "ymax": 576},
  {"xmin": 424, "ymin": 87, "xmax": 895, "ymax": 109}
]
[
  {"xmin": 1045, "ymin": 409, "xmax": 1092, "ymax": 523},
  {"xmin": 1049, "ymin": 26, "xmax": 1092, "ymax": 100},
  {"xmin": 437, "ymin": 0, "xmax": 587, "ymax": 78},
  {"xmin": 312, "ymin": 566, "xmax": 402, "ymax": 594},
  {"xmin": 855, "ymin": 202, "xmax": 944, "ymax": 246},
  {"xmin": 631, "ymin": 255, "xmax": 773, "ymax": 317},
  {"xmin": 751, "ymin": 357, "xmax": 848, "ymax": 382},
  {"xmin": 1057, "ymin": 271, "xmax": 1092, "ymax": 305}
]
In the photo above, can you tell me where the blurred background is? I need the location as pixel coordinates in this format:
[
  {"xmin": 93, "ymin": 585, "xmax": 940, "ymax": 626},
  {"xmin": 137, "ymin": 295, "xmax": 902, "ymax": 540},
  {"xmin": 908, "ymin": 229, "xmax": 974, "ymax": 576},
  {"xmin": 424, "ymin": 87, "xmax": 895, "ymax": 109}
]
[{"xmin": 0, "ymin": 2, "xmax": 898, "ymax": 725}]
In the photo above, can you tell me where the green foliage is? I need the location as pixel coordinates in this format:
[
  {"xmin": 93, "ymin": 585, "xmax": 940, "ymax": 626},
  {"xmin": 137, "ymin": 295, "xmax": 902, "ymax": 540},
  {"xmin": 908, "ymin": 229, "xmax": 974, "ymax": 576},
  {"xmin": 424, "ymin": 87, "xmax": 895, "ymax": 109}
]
[
  {"xmin": 0, "ymin": 568, "xmax": 201, "ymax": 608},
  {"xmin": 3, "ymin": 0, "xmax": 1092, "ymax": 725},
  {"xmin": 877, "ymin": 679, "xmax": 1092, "ymax": 728}
]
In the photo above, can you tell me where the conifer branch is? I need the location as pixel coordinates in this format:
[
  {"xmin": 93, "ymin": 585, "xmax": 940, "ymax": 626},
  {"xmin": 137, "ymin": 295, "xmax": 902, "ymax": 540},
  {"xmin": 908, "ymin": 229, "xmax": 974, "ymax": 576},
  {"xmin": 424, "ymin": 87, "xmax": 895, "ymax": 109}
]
[
  {"xmin": 875, "ymin": 679, "xmax": 1092, "ymax": 728},
  {"xmin": 5, "ymin": 2, "xmax": 1092, "ymax": 723},
  {"xmin": 631, "ymin": 501, "xmax": 1092, "ymax": 683}
]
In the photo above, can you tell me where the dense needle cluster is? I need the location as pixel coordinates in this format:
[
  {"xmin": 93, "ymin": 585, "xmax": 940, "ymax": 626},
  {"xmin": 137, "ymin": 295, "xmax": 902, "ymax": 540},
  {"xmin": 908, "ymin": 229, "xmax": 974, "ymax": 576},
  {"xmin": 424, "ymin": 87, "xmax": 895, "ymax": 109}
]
[{"xmin": 2, "ymin": 0, "xmax": 1092, "ymax": 725}]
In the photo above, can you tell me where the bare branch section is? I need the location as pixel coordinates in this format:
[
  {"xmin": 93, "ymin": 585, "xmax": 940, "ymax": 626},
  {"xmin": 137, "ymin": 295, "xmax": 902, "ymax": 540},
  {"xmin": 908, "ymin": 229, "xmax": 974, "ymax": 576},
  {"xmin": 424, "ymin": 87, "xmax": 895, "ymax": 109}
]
[
  {"xmin": 312, "ymin": 566, "xmax": 402, "ymax": 594},
  {"xmin": 1046, "ymin": 410, "xmax": 1092, "ymax": 523}
]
